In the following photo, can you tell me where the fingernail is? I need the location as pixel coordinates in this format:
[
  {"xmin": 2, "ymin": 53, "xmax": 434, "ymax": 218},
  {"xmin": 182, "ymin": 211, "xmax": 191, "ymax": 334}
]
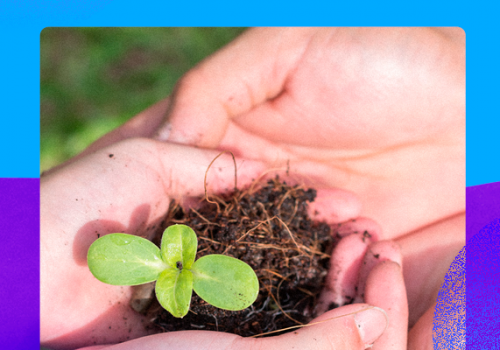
[
  {"xmin": 354, "ymin": 306, "xmax": 388, "ymax": 346},
  {"xmin": 154, "ymin": 122, "xmax": 172, "ymax": 141}
]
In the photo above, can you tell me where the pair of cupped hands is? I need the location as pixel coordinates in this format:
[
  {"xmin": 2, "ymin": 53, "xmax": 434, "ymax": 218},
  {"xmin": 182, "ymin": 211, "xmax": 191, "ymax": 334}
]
[{"xmin": 40, "ymin": 27, "xmax": 465, "ymax": 350}]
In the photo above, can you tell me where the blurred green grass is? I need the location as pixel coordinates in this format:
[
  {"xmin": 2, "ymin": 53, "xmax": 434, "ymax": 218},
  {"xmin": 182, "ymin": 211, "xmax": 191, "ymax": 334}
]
[{"xmin": 40, "ymin": 27, "xmax": 246, "ymax": 173}]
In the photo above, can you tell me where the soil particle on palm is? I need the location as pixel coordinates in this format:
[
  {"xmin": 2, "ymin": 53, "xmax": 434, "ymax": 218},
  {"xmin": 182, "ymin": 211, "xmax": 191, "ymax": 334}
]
[{"xmin": 143, "ymin": 176, "xmax": 340, "ymax": 337}]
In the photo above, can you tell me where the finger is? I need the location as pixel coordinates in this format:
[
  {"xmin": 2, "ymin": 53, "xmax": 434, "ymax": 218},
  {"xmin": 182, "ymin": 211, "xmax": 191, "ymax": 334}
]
[
  {"xmin": 335, "ymin": 217, "xmax": 383, "ymax": 239},
  {"xmin": 74, "ymin": 331, "xmax": 241, "ymax": 350},
  {"xmin": 156, "ymin": 27, "xmax": 318, "ymax": 147},
  {"xmin": 76, "ymin": 304, "xmax": 388, "ymax": 350},
  {"xmin": 308, "ymin": 188, "xmax": 362, "ymax": 224},
  {"xmin": 316, "ymin": 232, "xmax": 375, "ymax": 313},
  {"xmin": 229, "ymin": 168, "xmax": 363, "ymax": 225},
  {"xmin": 355, "ymin": 240, "xmax": 403, "ymax": 303},
  {"xmin": 395, "ymin": 213, "xmax": 464, "ymax": 326},
  {"xmin": 407, "ymin": 303, "xmax": 434, "ymax": 350},
  {"xmin": 259, "ymin": 304, "xmax": 388, "ymax": 350},
  {"xmin": 41, "ymin": 140, "xmax": 266, "ymax": 348},
  {"xmin": 365, "ymin": 260, "xmax": 408, "ymax": 350}
]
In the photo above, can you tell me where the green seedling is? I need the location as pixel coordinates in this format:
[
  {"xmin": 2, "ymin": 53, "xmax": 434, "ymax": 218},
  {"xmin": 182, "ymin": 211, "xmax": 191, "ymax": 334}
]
[{"xmin": 87, "ymin": 224, "xmax": 259, "ymax": 318}]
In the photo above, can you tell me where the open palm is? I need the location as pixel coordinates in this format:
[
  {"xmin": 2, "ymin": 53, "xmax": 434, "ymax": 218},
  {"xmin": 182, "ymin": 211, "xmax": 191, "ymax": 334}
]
[{"xmin": 161, "ymin": 27, "xmax": 465, "ymax": 240}]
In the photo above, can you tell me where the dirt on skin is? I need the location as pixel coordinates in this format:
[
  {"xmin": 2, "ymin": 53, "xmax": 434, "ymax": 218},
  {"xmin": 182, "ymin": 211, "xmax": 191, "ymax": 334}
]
[{"xmin": 141, "ymin": 176, "xmax": 340, "ymax": 337}]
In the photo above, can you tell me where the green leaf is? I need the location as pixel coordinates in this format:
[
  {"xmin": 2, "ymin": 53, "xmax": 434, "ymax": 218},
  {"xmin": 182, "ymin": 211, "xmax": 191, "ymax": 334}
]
[
  {"xmin": 156, "ymin": 268, "xmax": 193, "ymax": 318},
  {"xmin": 87, "ymin": 233, "xmax": 167, "ymax": 285},
  {"xmin": 191, "ymin": 255, "xmax": 259, "ymax": 311},
  {"xmin": 160, "ymin": 224, "xmax": 197, "ymax": 270}
]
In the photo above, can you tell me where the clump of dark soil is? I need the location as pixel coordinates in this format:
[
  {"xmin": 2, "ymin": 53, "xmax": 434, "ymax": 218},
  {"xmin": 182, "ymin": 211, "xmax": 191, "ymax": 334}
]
[{"xmin": 143, "ymin": 176, "xmax": 340, "ymax": 337}]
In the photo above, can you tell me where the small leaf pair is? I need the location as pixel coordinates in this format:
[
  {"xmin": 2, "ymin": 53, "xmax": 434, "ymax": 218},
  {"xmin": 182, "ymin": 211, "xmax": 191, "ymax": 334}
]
[{"xmin": 87, "ymin": 224, "xmax": 259, "ymax": 318}]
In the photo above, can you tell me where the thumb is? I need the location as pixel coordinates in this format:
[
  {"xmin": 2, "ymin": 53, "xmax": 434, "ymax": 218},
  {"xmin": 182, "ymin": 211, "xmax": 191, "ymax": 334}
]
[
  {"xmin": 155, "ymin": 27, "xmax": 317, "ymax": 147},
  {"xmin": 75, "ymin": 304, "xmax": 388, "ymax": 350},
  {"xmin": 41, "ymin": 139, "xmax": 266, "ymax": 347},
  {"xmin": 43, "ymin": 138, "xmax": 267, "ymax": 239},
  {"xmin": 254, "ymin": 304, "xmax": 388, "ymax": 350}
]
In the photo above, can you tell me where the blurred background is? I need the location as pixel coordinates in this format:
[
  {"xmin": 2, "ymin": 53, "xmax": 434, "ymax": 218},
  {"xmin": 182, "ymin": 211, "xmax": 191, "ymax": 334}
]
[{"xmin": 40, "ymin": 27, "xmax": 246, "ymax": 174}]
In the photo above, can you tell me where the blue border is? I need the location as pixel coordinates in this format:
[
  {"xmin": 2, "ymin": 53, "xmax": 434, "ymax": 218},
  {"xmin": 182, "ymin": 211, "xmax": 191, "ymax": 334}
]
[
  {"xmin": 0, "ymin": 1, "xmax": 496, "ymax": 349},
  {"xmin": 0, "ymin": 0, "xmax": 497, "ymax": 183}
]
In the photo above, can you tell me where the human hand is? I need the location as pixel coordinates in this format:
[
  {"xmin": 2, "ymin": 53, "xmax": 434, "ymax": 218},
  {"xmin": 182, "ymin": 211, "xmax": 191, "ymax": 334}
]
[
  {"xmin": 155, "ymin": 27, "xmax": 465, "ymax": 240},
  {"xmin": 41, "ymin": 109, "xmax": 394, "ymax": 349},
  {"xmin": 150, "ymin": 28, "xmax": 466, "ymax": 347},
  {"xmin": 396, "ymin": 213, "xmax": 464, "ymax": 349},
  {"xmin": 73, "ymin": 238, "xmax": 408, "ymax": 350},
  {"xmin": 317, "ymin": 213, "xmax": 464, "ymax": 349},
  {"xmin": 40, "ymin": 133, "xmax": 265, "ymax": 349},
  {"xmin": 41, "ymin": 27, "xmax": 465, "ymax": 349}
]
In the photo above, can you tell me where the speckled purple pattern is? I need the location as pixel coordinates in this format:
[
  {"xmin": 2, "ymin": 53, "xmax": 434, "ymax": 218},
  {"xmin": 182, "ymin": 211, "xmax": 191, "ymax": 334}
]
[{"xmin": 433, "ymin": 245, "xmax": 465, "ymax": 349}]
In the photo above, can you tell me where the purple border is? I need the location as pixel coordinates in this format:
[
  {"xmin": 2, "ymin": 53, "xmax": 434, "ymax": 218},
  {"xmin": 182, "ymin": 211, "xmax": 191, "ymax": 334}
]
[
  {"xmin": 466, "ymin": 181, "xmax": 500, "ymax": 241},
  {"xmin": 1, "ymin": 180, "xmax": 497, "ymax": 348},
  {"xmin": 466, "ymin": 182, "xmax": 500, "ymax": 347},
  {"xmin": 0, "ymin": 178, "xmax": 40, "ymax": 348}
]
